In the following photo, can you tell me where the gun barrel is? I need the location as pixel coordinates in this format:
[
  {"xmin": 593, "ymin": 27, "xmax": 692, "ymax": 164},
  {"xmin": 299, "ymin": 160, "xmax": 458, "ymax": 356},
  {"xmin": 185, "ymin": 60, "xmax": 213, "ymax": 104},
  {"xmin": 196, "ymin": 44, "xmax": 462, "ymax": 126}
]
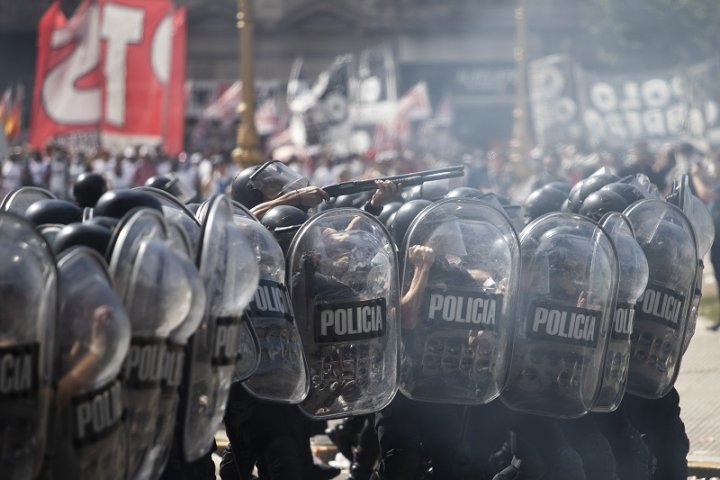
[{"xmin": 322, "ymin": 166, "xmax": 465, "ymax": 198}]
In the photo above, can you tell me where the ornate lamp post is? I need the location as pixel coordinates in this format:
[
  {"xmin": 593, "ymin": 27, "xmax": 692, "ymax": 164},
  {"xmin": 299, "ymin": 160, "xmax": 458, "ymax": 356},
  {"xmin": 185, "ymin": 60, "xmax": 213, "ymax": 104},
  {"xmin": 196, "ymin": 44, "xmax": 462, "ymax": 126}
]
[{"xmin": 232, "ymin": 0, "xmax": 264, "ymax": 167}]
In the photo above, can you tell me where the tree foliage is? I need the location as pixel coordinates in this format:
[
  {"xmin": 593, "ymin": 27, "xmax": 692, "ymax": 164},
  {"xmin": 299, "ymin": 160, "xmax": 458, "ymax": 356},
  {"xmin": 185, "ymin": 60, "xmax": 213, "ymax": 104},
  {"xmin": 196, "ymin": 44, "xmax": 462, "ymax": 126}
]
[{"xmin": 590, "ymin": 0, "xmax": 720, "ymax": 69}]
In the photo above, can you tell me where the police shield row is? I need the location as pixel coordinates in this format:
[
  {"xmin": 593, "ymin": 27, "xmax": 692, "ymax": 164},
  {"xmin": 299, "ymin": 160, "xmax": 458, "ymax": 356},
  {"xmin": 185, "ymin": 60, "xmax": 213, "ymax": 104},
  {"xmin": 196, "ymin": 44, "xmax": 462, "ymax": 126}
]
[{"xmin": 0, "ymin": 160, "xmax": 712, "ymax": 480}]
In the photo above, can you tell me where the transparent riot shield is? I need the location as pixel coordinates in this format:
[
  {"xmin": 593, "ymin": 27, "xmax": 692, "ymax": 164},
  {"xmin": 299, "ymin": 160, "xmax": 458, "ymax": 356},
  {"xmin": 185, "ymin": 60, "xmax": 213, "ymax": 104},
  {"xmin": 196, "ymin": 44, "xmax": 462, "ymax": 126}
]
[
  {"xmin": 180, "ymin": 195, "xmax": 259, "ymax": 461},
  {"xmin": 398, "ymin": 199, "xmax": 520, "ymax": 404},
  {"xmin": 0, "ymin": 186, "xmax": 56, "ymax": 215},
  {"xmin": 0, "ymin": 212, "xmax": 58, "ymax": 480},
  {"xmin": 187, "ymin": 198, "xmax": 260, "ymax": 381},
  {"xmin": 592, "ymin": 213, "xmax": 649, "ymax": 412},
  {"xmin": 225, "ymin": 203, "xmax": 263, "ymax": 381},
  {"xmin": 50, "ymin": 247, "xmax": 131, "ymax": 480},
  {"xmin": 38, "ymin": 223, "xmax": 64, "ymax": 245},
  {"xmin": 288, "ymin": 209, "xmax": 400, "ymax": 419},
  {"xmin": 624, "ymin": 200, "xmax": 698, "ymax": 398},
  {"xmin": 135, "ymin": 186, "xmax": 202, "ymax": 255},
  {"xmin": 667, "ymin": 174, "xmax": 714, "ymax": 353},
  {"xmin": 145, "ymin": 228, "xmax": 206, "ymax": 480},
  {"xmin": 501, "ymin": 213, "xmax": 618, "ymax": 418},
  {"xmin": 108, "ymin": 209, "xmax": 190, "ymax": 478},
  {"xmin": 232, "ymin": 210, "xmax": 308, "ymax": 403}
]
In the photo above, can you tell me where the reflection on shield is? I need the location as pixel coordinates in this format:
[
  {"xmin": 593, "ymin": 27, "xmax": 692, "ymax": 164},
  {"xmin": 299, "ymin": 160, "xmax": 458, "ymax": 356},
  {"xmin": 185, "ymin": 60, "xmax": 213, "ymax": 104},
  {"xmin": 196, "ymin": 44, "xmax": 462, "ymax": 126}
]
[
  {"xmin": 399, "ymin": 199, "xmax": 520, "ymax": 405},
  {"xmin": 289, "ymin": 209, "xmax": 399, "ymax": 419}
]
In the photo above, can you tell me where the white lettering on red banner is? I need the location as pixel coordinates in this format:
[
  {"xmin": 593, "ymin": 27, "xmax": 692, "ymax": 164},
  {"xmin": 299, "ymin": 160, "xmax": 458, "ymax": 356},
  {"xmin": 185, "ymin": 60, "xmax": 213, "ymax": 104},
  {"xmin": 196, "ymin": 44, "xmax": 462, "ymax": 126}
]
[{"xmin": 30, "ymin": 0, "xmax": 186, "ymax": 154}]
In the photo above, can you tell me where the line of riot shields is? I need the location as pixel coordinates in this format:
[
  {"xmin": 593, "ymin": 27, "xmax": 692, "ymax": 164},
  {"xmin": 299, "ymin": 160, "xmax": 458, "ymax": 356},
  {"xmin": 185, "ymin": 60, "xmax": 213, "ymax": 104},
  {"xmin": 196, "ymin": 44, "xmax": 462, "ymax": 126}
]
[{"xmin": 0, "ymin": 163, "xmax": 713, "ymax": 480}]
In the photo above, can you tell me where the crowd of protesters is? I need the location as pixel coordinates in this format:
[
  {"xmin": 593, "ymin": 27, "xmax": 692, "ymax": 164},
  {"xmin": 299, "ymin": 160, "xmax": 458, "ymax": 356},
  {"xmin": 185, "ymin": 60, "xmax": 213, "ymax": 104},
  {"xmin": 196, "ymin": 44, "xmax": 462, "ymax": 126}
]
[
  {"xmin": 1, "ymin": 139, "xmax": 717, "ymax": 205},
  {"xmin": 2, "ymin": 138, "xmax": 720, "ymax": 236}
]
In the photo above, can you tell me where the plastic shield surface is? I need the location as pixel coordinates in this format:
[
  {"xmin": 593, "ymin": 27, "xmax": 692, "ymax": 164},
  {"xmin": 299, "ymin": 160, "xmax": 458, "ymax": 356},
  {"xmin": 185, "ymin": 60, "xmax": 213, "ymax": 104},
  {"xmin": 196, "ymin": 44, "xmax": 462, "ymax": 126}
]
[
  {"xmin": 181, "ymin": 195, "xmax": 259, "ymax": 461},
  {"xmin": 592, "ymin": 213, "xmax": 649, "ymax": 412},
  {"xmin": 234, "ymin": 213, "xmax": 308, "ymax": 403},
  {"xmin": 250, "ymin": 160, "xmax": 310, "ymax": 199},
  {"xmin": 136, "ymin": 186, "xmax": 202, "ymax": 255},
  {"xmin": 0, "ymin": 212, "xmax": 58, "ymax": 480},
  {"xmin": 501, "ymin": 213, "xmax": 618, "ymax": 418},
  {"xmin": 667, "ymin": 175, "xmax": 714, "ymax": 353},
  {"xmin": 399, "ymin": 199, "xmax": 520, "ymax": 404},
  {"xmin": 289, "ymin": 209, "xmax": 399, "ymax": 418},
  {"xmin": 624, "ymin": 200, "xmax": 697, "ymax": 398},
  {"xmin": 109, "ymin": 210, "xmax": 189, "ymax": 479},
  {"xmin": 0, "ymin": 186, "xmax": 56, "ymax": 215},
  {"xmin": 51, "ymin": 247, "xmax": 131, "ymax": 480},
  {"xmin": 226, "ymin": 206, "xmax": 262, "ymax": 382},
  {"xmin": 146, "ymin": 232, "xmax": 206, "ymax": 480}
]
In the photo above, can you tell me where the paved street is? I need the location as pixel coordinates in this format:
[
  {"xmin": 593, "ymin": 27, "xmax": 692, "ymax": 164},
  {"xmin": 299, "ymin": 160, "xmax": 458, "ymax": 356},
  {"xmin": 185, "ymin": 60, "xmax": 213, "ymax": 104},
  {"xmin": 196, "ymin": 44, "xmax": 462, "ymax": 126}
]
[{"xmin": 678, "ymin": 317, "xmax": 720, "ymax": 465}]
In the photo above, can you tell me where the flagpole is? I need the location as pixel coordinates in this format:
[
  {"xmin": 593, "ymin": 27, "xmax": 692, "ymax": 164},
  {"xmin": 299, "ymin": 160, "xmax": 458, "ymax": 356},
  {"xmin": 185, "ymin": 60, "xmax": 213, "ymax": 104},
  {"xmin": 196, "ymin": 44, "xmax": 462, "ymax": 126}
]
[
  {"xmin": 510, "ymin": 0, "xmax": 530, "ymax": 179},
  {"xmin": 232, "ymin": 0, "xmax": 263, "ymax": 167}
]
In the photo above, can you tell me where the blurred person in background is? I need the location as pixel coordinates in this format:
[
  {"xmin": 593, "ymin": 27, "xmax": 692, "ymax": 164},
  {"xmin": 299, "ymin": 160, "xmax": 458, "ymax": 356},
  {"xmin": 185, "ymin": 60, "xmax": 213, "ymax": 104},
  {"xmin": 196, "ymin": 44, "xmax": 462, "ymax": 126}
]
[
  {"xmin": 310, "ymin": 154, "xmax": 336, "ymax": 187},
  {"xmin": 47, "ymin": 144, "xmax": 71, "ymax": 199},
  {"xmin": 1, "ymin": 148, "xmax": 23, "ymax": 198},
  {"xmin": 31, "ymin": 148, "xmax": 49, "ymax": 187},
  {"xmin": 204, "ymin": 154, "xmax": 237, "ymax": 197},
  {"xmin": 107, "ymin": 153, "xmax": 135, "ymax": 189},
  {"xmin": 132, "ymin": 146, "xmax": 158, "ymax": 187}
]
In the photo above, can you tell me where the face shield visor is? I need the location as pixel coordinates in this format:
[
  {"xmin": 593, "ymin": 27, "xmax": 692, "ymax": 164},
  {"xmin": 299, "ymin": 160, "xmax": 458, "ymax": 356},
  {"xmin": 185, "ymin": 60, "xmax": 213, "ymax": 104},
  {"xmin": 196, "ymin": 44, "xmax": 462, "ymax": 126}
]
[{"xmin": 249, "ymin": 160, "xmax": 310, "ymax": 200}]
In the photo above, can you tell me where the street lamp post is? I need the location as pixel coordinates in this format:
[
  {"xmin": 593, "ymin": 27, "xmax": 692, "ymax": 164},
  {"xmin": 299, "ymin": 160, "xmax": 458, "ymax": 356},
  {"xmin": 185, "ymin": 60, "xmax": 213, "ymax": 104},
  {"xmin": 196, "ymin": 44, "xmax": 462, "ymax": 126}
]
[{"xmin": 232, "ymin": 0, "xmax": 263, "ymax": 167}]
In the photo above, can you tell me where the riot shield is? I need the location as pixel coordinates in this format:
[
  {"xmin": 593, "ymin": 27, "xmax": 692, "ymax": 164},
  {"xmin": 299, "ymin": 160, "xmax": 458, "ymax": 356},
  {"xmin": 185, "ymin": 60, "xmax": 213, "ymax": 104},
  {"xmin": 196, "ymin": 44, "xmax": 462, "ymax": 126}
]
[
  {"xmin": 38, "ymin": 223, "xmax": 64, "ymax": 245},
  {"xmin": 135, "ymin": 186, "xmax": 202, "ymax": 255},
  {"xmin": 666, "ymin": 174, "xmax": 714, "ymax": 353},
  {"xmin": 592, "ymin": 213, "xmax": 649, "ymax": 412},
  {"xmin": 624, "ymin": 200, "xmax": 698, "ymax": 398},
  {"xmin": 108, "ymin": 209, "xmax": 190, "ymax": 478},
  {"xmin": 232, "ymin": 210, "xmax": 308, "ymax": 403},
  {"xmin": 225, "ymin": 202, "xmax": 263, "ymax": 381},
  {"xmin": 501, "ymin": 213, "xmax": 618, "ymax": 418},
  {"xmin": 145, "ymin": 229, "xmax": 206, "ymax": 480},
  {"xmin": 0, "ymin": 213, "xmax": 58, "ymax": 480},
  {"xmin": 180, "ymin": 195, "xmax": 259, "ymax": 461},
  {"xmin": 0, "ymin": 186, "xmax": 56, "ymax": 215},
  {"xmin": 50, "ymin": 247, "xmax": 131, "ymax": 480},
  {"xmin": 398, "ymin": 199, "xmax": 520, "ymax": 404},
  {"xmin": 288, "ymin": 208, "xmax": 399, "ymax": 419}
]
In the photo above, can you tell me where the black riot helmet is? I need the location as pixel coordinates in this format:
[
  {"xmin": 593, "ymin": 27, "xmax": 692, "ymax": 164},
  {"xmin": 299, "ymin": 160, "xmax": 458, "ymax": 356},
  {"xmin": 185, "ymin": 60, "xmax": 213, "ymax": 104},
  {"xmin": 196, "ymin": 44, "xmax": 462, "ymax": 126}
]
[
  {"xmin": 87, "ymin": 215, "xmax": 120, "ymax": 230},
  {"xmin": 545, "ymin": 181, "xmax": 572, "ymax": 194},
  {"xmin": 144, "ymin": 174, "xmax": 196, "ymax": 204},
  {"xmin": 525, "ymin": 185, "xmax": 567, "ymax": 221},
  {"xmin": 94, "ymin": 189, "xmax": 163, "ymax": 219},
  {"xmin": 579, "ymin": 190, "xmax": 629, "ymax": 222},
  {"xmin": 600, "ymin": 182, "xmax": 646, "ymax": 206},
  {"xmin": 404, "ymin": 181, "xmax": 449, "ymax": 202},
  {"xmin": 388, "ymin": 199, "xmax": 432, "ymax": 246},
  {"xmin": 53, "ymin": 222, "xmax": 113, "ymax": 257},
  {"xmin": 232, "ymin": 160, "xmax": 310, "ymax": 209},
  {"xmin": 231, "ymin": 165, "xmax": 263, "ymax": 208},
  {"xmin": 25, "ymin": 199, "xmax": 83, "ymax": 226},
  {"xmin": 378, "ymin": 201, "xmax": 404, "ymax": 224},
  {"xmin": 332, "ymin": 191, "xmax": 373, "ymax": 209},
  {"xmin": 444, "ymin": 186, "xmax": 485, "ymax": 200},
  {"xmin": 261, "ymin": 205, "xmax": 309, "ymax": 254},
  {"xmin": 73, "ymin": 172, "xmax": 108, "ymax": 208},
  {"xmin": 566, "ymin": 173, "xmax": 620, "ymax": 213}
]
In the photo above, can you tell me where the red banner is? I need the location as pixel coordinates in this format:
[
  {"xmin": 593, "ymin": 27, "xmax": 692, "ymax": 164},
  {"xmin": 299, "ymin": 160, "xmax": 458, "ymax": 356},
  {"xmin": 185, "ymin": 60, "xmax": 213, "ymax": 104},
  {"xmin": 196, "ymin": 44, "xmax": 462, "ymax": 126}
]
[{"xmin": 30, "ymin": 0, "xmax": 186, "ymax": 153}]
